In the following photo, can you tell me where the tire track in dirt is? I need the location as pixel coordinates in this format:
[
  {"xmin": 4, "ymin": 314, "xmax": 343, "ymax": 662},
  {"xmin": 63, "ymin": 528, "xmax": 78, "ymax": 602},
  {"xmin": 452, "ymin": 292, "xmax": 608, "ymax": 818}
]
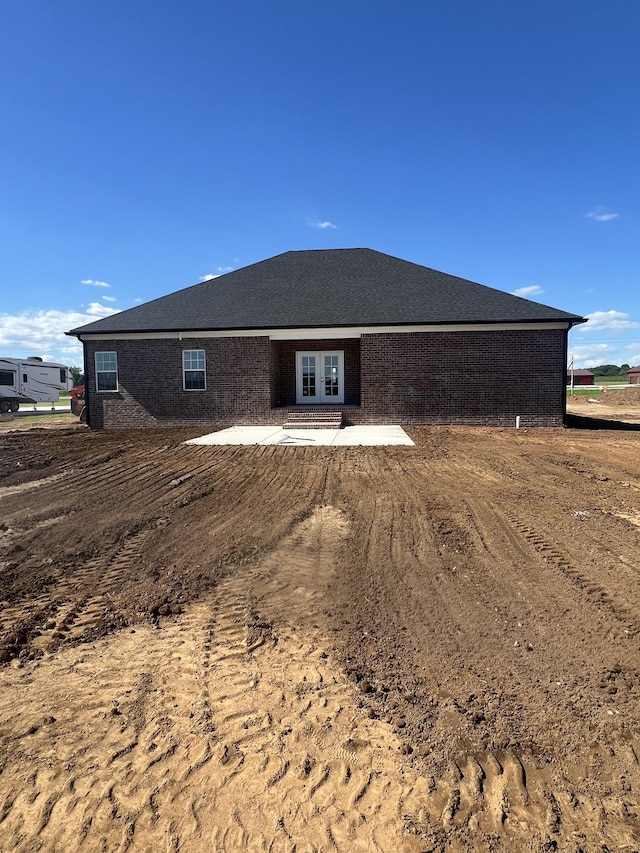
[
  {"xmin": 502, "ymin": 511, "xmax": 639, "ymax": 637},
  {"xmin": 0, "ymin": 506, "xmax": 425, "ymax": 852},
  {"xmin": 79, "ymin": 456, "xmax": 182, "ymax": 504},
  {"xmin": 0, "ymin": 520, "xmax": 171, "ymax": 663},
  {"xmin": 323, "ymin": 442, "xmax": 640, "ymax": 850},
  {"xmin": 1, "ymin": 441, "xmax": 334, "ymax": 673},
  {"xmin": 3, "ymin": 425, "xmax": 640, "ymax": 850},
  {"xmin": 462, "ymin": 496, "xmax": 639, "ymax": 645},
  {"xmin": 422, "ymin": 445, "xmax": 640, "ymax": 649},
  {"xmin": 196, "ymin": 505, "xmax": 422, "ymax": 851},
  {"xmin": 63, "ymin": 443, "xmax": 211, "ymax": 508},
  {"xmin": 446, "ymin": 436, "xmax": 640, "ymax": 629}
]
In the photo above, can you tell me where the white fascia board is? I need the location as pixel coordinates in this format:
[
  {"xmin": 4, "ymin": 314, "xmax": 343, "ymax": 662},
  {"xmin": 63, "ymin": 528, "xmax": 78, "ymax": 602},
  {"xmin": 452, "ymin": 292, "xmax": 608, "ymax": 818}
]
[
  {"xmin": 269, "ymin": 323, "xmax": 571, "ymax": 338},
  {"xmin": 76, "ymin": 322, "xmax": 571, "ymax": 343}
]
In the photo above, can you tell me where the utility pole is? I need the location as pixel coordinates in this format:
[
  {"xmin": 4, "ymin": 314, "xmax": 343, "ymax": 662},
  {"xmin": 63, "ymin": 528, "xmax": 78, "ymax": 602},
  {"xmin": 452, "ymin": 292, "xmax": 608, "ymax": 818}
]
[{"xmin": 569, "ymin": 355, "xmax": 574, "ymax": 395}]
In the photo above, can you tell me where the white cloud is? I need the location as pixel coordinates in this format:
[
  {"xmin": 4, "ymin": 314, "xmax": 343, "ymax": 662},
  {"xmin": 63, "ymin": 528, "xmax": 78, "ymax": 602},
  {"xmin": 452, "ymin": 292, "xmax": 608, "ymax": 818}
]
[
  {"xmin": 84, "ymin": 302, "xmax": 119, "ymax": 317},
  {"xmin": 568, "ymin": 341, "xmax": 640, "ymax": 369},
  {"xmin": 567, "ymin": 343, "xmax": 614, "ymax": 369},
  {"xmin": 102, "ymin": 295, "xmax": 117, "ymax": 302},
  {"xmin": 578, "ymin": 310, "xmax": 640, "ymax": 332},
  {"xmin": 81, "ymin": 279, "xmax": 111, "ymax": 287},
  {"xmin": 200, "ymin": 266, "xmax": 234, "ymax": 282},
  {"xmin": 133, "ymin": 298, "xmax": 142, "ymax": 303},
  {"xmin": 587, "ymin": 210, "xmax": 619, "ymax": 222},
  {"xmin": 0, "ymin": 303, "xmax": 121, "ymax": 364},
  {"xmin": 307, "ymin": 219, "xmax": 337, "ymax": 229},
  {"xmin": 511, "ymin": 285, "xmax": 543, "ymax": 297}
]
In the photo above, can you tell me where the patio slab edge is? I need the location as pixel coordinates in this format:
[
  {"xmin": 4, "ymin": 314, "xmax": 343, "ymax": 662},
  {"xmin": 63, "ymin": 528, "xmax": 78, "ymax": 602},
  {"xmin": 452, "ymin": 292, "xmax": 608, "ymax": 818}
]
[{"xmin": 184, "ymin": 425, "xmax": 415, "ymax": 447}]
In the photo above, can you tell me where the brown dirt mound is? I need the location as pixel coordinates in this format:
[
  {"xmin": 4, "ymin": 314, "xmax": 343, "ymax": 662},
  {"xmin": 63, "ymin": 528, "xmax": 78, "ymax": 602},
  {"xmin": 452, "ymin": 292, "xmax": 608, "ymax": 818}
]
[{"xmin": 603, "ymin": 386, "xmax": 640, "ymax": 406}]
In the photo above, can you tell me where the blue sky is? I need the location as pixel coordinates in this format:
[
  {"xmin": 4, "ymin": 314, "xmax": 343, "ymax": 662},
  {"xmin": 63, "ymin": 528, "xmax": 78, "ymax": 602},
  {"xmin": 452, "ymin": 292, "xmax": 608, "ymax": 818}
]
[{"xmin": 1, "ymin": 0, "xmax": 638, "ymax": 370}]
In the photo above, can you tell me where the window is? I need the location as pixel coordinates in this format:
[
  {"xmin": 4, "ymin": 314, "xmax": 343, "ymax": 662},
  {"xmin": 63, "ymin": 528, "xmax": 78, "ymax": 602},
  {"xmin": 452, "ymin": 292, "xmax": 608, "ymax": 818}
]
[
  {"xmin": 95, "ymin": 352, "xmax": 118, "ymax": 391},
  {"xmin": 183, "ymin": 350, "xmax": 206, "ymax": 390},
  {"xmin": 59, "ymin": 368, "xmax": 67, "ymax": 384},
  {"xmin": 0, "ymin": 370, "xmax": 15, "ymax": 386}
]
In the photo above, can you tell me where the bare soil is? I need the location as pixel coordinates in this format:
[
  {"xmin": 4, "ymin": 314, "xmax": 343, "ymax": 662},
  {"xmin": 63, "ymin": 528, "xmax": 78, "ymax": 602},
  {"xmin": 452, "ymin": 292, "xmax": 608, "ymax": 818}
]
[
  {"xmin": 1, "ymin": 410, "xmax": 640, "ymax": 851},
  {"xmin": 566, "ymin": 386, "xmax": 640, "ymax": 423}
]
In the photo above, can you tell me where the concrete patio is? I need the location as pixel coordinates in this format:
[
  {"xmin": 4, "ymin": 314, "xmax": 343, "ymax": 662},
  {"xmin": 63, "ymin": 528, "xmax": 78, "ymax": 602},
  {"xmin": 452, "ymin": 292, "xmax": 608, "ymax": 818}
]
[{"xmin": 184, "ymin": 424, "xmax": 415, "ymax": 447}]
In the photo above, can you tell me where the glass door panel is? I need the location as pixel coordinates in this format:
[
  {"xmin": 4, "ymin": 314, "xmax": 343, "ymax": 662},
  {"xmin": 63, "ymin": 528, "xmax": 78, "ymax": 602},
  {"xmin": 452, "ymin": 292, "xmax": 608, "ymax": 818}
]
[
  {"xmin": 301, "ymin": 355, "xmax": 316, "ymax": 398},
  {"xmin": 323, "ymin": 354, "xmax": 339, "ymax": 397}
]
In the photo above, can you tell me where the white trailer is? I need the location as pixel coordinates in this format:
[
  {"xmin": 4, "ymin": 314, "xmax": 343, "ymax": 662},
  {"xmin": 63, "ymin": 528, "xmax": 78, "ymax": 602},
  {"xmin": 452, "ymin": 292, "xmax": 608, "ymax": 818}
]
[{"xmin": 0, "ymin": 357, "xmax": 73, "ymax": 413}]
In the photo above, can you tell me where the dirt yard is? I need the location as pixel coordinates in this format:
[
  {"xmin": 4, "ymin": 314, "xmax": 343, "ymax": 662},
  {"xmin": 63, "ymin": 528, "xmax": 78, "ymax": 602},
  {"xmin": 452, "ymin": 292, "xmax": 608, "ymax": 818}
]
[
  {"xmin": 1, "ymin": 406, "xmax": 640, "ymax": 852},
  {"xmin": 566, "ymin": 386, "xmax": 640, "ymax": 424}
]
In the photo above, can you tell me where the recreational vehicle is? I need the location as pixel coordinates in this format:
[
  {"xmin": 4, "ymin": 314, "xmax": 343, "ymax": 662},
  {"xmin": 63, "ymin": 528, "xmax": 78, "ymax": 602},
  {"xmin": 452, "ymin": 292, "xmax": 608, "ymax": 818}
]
[{"xmin": 0, "ymin": 357, "xmax": 73, "ymax": 413}]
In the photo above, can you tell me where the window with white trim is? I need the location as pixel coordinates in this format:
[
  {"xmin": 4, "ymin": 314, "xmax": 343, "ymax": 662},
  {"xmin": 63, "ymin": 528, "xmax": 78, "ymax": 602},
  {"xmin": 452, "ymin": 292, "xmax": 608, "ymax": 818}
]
[
  {"xmin": 95, "ymin": 352, "xmax": 118, "ymax": 391},
  {"xmin": 183, "ymin": 350, "xmax": 206, "ymax": 390}
]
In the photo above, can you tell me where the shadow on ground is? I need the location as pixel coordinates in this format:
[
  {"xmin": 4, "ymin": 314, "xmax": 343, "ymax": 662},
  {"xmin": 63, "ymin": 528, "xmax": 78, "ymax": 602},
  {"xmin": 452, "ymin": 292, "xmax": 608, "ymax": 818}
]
[{"xmin": 565, "ymin": 413, "xmax": 640, "ymax": 431}]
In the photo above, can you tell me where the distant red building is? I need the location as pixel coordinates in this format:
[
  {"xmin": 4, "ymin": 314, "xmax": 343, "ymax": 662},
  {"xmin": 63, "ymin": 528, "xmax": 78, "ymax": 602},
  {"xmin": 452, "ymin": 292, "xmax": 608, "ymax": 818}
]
[
  {"xmin": 567, "ymin": 369, "xmax": 594, "ymax": 386},
  {"xmin": 628, "ymin": 366, "xmax": 640, "ymax": 385}
]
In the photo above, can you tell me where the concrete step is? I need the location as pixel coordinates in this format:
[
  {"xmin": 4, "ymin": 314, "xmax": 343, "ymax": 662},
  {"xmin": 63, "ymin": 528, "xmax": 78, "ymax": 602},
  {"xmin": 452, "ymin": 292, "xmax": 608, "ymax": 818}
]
[
  {"xmin": 285, "ymin": 411, "xmax": 342, "ymax": 419},
  {"xmin": 282, "ymin": 420, "xmax": 343, "ymax": 430},
  {"xmin": 283, "ymin": 410, "xmax": 344, "ymax": 430}
]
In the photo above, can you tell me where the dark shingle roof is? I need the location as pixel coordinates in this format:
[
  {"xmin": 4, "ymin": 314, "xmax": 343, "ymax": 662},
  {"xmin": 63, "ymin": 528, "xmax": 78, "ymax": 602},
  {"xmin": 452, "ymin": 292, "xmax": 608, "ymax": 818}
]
[{"xmin": 69, "ymin": 249, "xmax": 585, "ymax": 335}]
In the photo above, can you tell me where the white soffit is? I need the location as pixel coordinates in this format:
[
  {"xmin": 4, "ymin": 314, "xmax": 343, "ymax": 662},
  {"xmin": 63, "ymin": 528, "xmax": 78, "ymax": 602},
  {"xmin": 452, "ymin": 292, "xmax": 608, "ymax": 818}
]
[{"xmin": 77, "ymin": 322, "xmax": 570, "ymax": 342}]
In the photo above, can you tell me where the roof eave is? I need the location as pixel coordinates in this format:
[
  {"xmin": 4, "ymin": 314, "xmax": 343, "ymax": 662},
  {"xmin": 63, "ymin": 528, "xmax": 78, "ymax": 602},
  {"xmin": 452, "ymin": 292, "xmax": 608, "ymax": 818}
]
[{"xmin": 69, "ymin": 316, "xmax": 584, "ymax": 337}]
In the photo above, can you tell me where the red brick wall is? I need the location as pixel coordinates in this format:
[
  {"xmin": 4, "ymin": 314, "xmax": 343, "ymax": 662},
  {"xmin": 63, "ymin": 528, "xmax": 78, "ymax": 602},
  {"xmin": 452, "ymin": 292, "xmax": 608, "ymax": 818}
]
[
  {"xmin": 83, "ymin": 328, "xmax": 567, "ymax": 428},
  {"xmin": 271, "ymin": 339, "xmax": 361, "ymax": 406},
  {"xmin": 84, "ymin": 337, "xmax": 273, "ymax": 429},
  {"xmin": 360, "ymin": 329, "xmax": 567, "ymax": 426}
]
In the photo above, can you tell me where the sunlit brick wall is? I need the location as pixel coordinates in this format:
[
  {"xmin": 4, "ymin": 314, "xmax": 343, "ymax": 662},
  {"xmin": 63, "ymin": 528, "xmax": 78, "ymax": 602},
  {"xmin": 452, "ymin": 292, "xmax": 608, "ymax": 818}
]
[
  {"xmin": 82, "ymin": 328, "xmax": 567, "ymax": 429},
  {"xmin": 359, "ymin": 328, "xmax": 566, "ymax": 427},
  {"xmin": 83, "ymin": 337, "xmax": 273, "ymax": 429}
]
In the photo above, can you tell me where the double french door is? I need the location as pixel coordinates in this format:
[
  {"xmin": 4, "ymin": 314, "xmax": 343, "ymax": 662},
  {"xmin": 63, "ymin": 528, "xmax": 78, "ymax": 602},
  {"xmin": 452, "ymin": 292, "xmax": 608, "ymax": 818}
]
[{"xmin": 295, "ymin": 351, "xmax": 344, "ymax": 404}]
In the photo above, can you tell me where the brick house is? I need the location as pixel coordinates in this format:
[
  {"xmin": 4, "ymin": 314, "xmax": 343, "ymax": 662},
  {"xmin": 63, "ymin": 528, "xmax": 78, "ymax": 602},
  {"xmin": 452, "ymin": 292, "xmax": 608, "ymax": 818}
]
[
  {"xmin": 68, "ymin": 249, "xmax": 585, "ymax": 429},
  {"xmin": 629, "ymin": 366, "xmax": 640, "ymax": 385}
]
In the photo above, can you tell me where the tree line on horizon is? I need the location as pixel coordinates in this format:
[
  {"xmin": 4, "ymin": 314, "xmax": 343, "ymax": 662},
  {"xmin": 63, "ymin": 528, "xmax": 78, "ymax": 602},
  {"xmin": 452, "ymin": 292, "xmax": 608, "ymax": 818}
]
[{"xmin": 584, "ymin": 364, "xmax": 632, "ymax": 377}]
